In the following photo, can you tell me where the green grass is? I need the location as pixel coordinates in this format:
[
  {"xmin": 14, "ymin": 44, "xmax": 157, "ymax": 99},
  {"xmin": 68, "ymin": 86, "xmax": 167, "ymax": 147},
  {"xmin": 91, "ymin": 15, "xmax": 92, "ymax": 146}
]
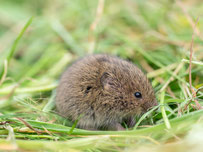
[{"xmin": 0, "ymin": 0, "xmax": 203, "ymax": 151}]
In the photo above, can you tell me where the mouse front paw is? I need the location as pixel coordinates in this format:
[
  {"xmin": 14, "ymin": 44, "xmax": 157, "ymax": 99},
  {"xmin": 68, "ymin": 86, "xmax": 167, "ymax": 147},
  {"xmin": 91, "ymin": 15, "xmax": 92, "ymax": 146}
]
[{"xmin": 108, "ymin": 122, "xmax": 125, "ymax": 131}]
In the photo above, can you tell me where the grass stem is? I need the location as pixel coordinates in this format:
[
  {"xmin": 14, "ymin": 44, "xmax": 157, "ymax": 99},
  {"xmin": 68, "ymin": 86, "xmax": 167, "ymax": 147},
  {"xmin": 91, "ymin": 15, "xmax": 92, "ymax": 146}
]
[{"xmin": 160, "ymin": 90, "xmax": 171, "ymax": 129}]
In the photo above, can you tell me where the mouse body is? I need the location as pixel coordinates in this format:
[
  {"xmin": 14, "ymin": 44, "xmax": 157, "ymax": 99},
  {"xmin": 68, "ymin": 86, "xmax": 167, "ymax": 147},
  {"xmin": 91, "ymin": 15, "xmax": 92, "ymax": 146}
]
[{"xmin": 56, "ymin": 54, "xmax": 157, "ymax": 130}]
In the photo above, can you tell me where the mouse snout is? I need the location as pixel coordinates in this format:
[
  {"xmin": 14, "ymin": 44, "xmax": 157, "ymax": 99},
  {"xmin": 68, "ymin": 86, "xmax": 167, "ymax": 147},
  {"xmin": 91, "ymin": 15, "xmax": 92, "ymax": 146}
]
[
  {"xmin": 141, "ymin": 99, "xmax": 158, "ymax": 112},
  {"xmin": 152, "ymin": 99, "xmax": 158, "ymax": 107}
]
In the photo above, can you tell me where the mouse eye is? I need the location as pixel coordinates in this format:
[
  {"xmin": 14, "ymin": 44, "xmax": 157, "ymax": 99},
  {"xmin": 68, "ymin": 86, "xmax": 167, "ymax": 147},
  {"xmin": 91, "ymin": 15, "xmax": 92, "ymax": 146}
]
[
  {"xmin": 134, "ymin": 92, "xmax": 142, "ymax": 98},
  {"xmin": 85, "ymin": 86, "xmax": 92, "ymax": 94}
]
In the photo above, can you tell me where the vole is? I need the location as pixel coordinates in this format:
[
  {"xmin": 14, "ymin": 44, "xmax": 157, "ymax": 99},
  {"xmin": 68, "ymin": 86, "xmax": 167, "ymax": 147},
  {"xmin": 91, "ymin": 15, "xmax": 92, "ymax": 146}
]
[{"xmin": 56, "ymin": 54, "xmax": 157, "ymax": 130}]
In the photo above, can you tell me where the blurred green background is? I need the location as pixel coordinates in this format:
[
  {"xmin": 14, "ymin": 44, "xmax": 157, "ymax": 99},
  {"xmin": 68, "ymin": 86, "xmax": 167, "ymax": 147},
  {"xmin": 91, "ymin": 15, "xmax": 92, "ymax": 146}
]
[
  {"xmin": 0, "ymin": 0, "xmax": 203, "ymax": 151},
  {"xmin": 0, "ymin": 0, "xmax": 203, "ymax": 80}
]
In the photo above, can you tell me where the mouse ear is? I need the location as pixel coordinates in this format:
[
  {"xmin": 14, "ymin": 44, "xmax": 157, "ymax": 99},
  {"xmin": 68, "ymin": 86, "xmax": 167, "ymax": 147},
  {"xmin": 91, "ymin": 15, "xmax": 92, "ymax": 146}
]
[{"xmin": 100, "ymin": 72, "xmax": 114, "ymax": 90}]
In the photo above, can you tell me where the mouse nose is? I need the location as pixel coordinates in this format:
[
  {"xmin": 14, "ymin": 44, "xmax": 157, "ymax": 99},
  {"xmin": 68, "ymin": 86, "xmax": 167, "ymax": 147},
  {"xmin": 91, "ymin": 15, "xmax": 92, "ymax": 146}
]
[
  {"xmin": 152, "ymin": 99, "xmax": 158, "ymax": 106},
  {"xmin": 142, "ymin": 99, "xmax": 158, "ymax": 112}
]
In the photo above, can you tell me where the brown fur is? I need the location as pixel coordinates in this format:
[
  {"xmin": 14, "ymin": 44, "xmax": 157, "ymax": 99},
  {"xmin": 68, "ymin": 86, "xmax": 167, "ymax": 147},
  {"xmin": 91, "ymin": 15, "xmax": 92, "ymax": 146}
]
[{"xmin": 56, "ymin": 54, "xmax": 157, "ymax": 130}]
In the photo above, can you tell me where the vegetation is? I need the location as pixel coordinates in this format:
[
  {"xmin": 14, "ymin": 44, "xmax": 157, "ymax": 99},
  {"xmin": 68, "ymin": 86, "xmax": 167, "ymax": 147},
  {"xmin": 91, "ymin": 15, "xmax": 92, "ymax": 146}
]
[{"xmin": 0, "ymin": 0, "xmax": 203, "ymax": 151}]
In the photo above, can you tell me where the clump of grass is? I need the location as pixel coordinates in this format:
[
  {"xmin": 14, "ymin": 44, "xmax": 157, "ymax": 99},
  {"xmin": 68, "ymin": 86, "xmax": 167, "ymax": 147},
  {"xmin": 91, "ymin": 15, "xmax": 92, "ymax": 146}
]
[{"xmin": 0, "ymin": 0, "xmax": 203, "ymax": 151}]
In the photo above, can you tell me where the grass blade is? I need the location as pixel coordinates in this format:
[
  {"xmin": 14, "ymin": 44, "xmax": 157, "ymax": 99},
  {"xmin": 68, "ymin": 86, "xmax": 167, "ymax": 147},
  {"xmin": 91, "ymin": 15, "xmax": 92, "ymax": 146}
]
[{"xmin": 0, "ymin": 17, "xmax": 33, "ymax": 79}]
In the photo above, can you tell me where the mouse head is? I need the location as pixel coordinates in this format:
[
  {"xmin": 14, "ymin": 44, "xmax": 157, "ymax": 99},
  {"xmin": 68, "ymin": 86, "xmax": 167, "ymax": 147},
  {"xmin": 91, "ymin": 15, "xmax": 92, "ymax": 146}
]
[{"xmin": 100, "ymin": 65, "xmax": 157, "ymax": 116}]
